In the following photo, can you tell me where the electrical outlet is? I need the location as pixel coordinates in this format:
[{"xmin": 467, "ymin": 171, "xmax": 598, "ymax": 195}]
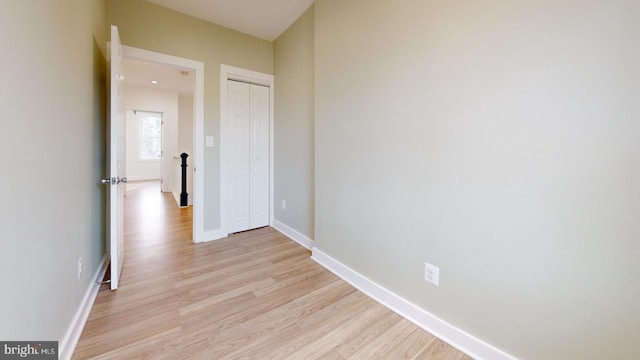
[
  {"xmin": 281, "ymin": 200, "xmax": 286, "ymax": 210},
  {"xmin": 424, "ymin": 262, "xmax": 439, "ymax": 286},
  {"xmin": 77, "ymin": 258, "xmax": 83, "ymax": 280}
]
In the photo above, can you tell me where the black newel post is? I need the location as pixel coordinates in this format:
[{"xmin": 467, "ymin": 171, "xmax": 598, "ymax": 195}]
[{"xmin": 180, "ymin": 153, "xmax": 189, "ymax": 207}]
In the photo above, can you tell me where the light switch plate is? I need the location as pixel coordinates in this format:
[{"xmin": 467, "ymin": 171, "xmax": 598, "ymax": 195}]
[{"xmin": 206, "ymin": 136, "xmax": 214, "ymax": 147}]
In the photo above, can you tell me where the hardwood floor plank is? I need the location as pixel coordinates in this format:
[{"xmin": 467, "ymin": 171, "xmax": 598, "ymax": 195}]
[
  {"xmin": 72, "ymin": 181, "xmax": 473, "ymax": 359},
  {"xmin": 348, "ymin": 319, "xmax": 417, "ymax": 359},
  {"xmin": 386, "ymin": 327, "xmax": 437, "ymax": 359},
  {"xmin": 287, "ymin": 300, "xmax": 393, "ymax": 360},
  {"xmin": 217, "ymin": 291, "xmax": 372, "ymax": 360},
  {"xmin": 179, "ymin": 277, "xmax": 276, "ymax": 316},
  {"xmin": 179, "ymin": 269, "xmax": 340, "ymax": 338},
  {"xmin": 74, "ymin": 309, "xmax": 179, "ymax": 357},
  {"xmin": 89, "ymin": 327, "xmax": 182, "ymax": 360},
  {"xmin": 199, "ymin": 281, "xmax": 358, "ymax": 360},
  {"xmin": 334, "ymin": 311, "xmax": 405, "ymax": 358},
  {"xmin": 414, "ymin": 338, "xmax": 473, "ymax": 360}
]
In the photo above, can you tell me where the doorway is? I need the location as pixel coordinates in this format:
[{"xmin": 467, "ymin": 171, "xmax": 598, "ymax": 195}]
[{"xmin": 122, "ymin": 45, "xmax": 205, "ymax": 243}]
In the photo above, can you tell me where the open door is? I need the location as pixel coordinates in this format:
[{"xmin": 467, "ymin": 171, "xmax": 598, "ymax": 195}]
[{"xmin": 104, "ymin": 25, "xmax": 126, "ymax": 290}]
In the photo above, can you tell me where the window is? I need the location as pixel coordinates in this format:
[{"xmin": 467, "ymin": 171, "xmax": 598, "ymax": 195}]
[{"xmin": 139, "ymin": 113, "xmax": 162, "ymax": 160}]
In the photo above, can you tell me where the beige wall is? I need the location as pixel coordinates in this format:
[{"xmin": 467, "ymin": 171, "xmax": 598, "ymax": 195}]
[
  {"xmin": 273, "ymin": 6, "xmax": 315, "ymax": 238},
  {"xmin": 108, "ymin": 0, "xmax": 273, "ymax": 231},
  {"xmin": 314, "ymin": 0, "xmax": 640, "ymax": 359},
  {"xmin": 0, "ymin": 0, "xmax": 107, "ymax": 345}
]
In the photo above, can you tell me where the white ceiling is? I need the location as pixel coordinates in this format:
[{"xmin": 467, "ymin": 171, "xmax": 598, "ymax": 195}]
[
  {"xmin": 123, "ymin": 59, "xmax": 194, "ymax": 95},
  {"xmin": 125, "ymin": 1, "xmax": 314, "ymax": 94},
  {"xmin": 147, "ymin": 0, "xmax": 315, "ymax": 41}
]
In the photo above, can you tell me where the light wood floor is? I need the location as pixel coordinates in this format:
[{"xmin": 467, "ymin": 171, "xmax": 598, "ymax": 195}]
[{"xmin": 73, "ymin": 181, "xmax": 472, "ymax": 359}]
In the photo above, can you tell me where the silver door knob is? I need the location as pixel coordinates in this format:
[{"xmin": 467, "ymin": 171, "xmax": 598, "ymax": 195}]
[
  {"xmin": 118, "ymin": 177, "xmax": 128, "ymax": 184},
  {"xmin": 101, "ymin": 178, "xmax": 115, "ymax": 185}
]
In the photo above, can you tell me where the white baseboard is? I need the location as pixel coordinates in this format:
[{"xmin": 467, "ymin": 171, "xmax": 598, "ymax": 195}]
[
  {"xmin": 271, "ymin": 219, "xmax": 314, "ymax": 250},
  {"xmin": 59, "ymin": 256, "xmax": 108, "ymax": 360},
  {"xmin": 199, "ymin": 229, "xmax": 228, "ymax": 243},
  {"xmin": 311, "ymin": 248, "xmax": 517, "ymax": 360},
  {"xmin": 172, "ymin": 191, "xmax": 180, "ymax": 207}
]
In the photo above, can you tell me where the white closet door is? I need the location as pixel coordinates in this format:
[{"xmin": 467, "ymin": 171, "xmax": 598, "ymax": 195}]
[
  {"xmin": 228, "ymin": 80, "xmax": 251, "ymax": 233},
  {"xmin": 227, "ymin": 80, "xmax": 270, "ymax": 233},
  {"xmin": 249, "ymin": 84, "xmax": 270, "ymax": 229}
]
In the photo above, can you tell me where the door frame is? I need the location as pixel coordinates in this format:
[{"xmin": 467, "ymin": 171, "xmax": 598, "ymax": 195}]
[
  {"xmin": 122, "ymin": 45, "xmax": 205, "ymax": 244},
  {"xmin": 220, "ymin": 65, "xmax": 274, "ymax": 236}
]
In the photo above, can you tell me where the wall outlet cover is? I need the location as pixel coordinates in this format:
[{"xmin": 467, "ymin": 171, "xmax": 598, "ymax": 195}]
[
  {"xmin": 424, "ymin": 262, "xmax": 439, "ymax": 286},
  {"xmin": 77, "ymin": 258, "xmax": 83, "ymax": 280}
]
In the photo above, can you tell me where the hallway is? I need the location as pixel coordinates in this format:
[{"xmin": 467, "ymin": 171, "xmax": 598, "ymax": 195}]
[
  {"xmin": 73, "ymin": 181, "xmax": 470, "ymax": 359},
  {"xmin": 120, "ymin": 180, "xmax": 193, "ymax": 285}
]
